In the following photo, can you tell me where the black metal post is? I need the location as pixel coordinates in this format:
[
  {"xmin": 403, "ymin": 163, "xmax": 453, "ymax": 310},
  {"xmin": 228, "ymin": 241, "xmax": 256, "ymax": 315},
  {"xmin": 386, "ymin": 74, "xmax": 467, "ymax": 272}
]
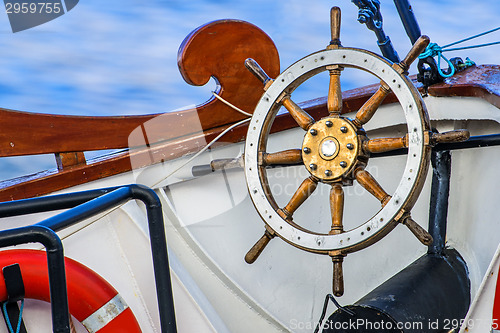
[
  {"xmin": 0, "ymin": 185, "xmax": 177, "ymax": 333},
  {"xmin": 393, "ymin": 0, "xmax": 421, "ymax": 44},
  {"xmin": 0, "ymin": 225, "xmax": 69, "ymax": 333},
  {"xmin": 374, "ymin": 30, "xmax": 400, "ymax": 63},
  {"xmin": 428, "ymin": 150, "xmax": 452, "ymax": 255},
  {"xmin": 351, "ymin": 0, "xmax": 400, "ymax": 63},
  {"xmin": 130, "ymin": 185, "xmax": 177, "ymax": 333}
]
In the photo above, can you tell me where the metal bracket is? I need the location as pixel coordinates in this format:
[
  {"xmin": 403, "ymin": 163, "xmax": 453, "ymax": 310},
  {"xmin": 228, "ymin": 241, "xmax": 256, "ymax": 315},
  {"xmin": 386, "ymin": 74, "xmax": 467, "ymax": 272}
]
[{"xmin": 351, "ymin": 0, "xmax": 400, "ymax": 62}]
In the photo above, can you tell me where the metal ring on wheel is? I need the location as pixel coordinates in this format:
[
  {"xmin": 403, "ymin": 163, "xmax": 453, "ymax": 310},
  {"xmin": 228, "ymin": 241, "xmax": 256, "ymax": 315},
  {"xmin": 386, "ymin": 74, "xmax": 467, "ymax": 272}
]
[{"xmin": 245, "ymin": 47, "xmax": 430, "ymax": 254}]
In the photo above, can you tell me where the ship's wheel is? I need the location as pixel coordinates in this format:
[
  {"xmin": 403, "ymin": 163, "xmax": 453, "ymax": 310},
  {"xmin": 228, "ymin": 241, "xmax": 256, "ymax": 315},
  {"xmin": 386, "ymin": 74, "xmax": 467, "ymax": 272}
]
[{"xmin": 243, "ymin": 7, "xmax": 469, "ymax": 296}]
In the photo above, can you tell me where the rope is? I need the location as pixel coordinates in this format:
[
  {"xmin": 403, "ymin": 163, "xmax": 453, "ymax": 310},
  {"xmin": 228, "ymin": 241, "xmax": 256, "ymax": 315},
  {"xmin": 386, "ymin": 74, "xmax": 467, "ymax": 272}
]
[
  {"xmin": 442, "ymin": 26, "xmax": 500, "ymax": 49},
  {"xmin": 419, "ymin": 42, "xmax": 456, "ymax": 78},
  {"xmin": 211, "ymin": 91, "xmax": 253, "ymax": 117},
  {"xmin": 2, "ymin": 300, "xmax": 24, "ymax": 333},
  {"xmin": 419, "ymin": 26, "xmax": 499, "ymax": 78},
  {"xmin": 155, "ymin": 117, "xmax": 250, "ymax": 186},
  {"xmin": 152, "ymin": 93, "xmax": 252, "ymax": 187},
  {"xmin": 313, "ymin": 294, "xmax": 355, "ymax": 333},
  {"xmin": 444, "ymin": 41, "xmax": 500, "ymax": 52}
]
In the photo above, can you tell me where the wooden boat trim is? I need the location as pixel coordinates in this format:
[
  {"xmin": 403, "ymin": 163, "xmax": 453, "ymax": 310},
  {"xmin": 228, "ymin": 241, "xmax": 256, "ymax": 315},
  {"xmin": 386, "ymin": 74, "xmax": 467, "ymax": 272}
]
[{"xmin": 428, "ymin": 65, "xmax": 500, "ymax": 109}]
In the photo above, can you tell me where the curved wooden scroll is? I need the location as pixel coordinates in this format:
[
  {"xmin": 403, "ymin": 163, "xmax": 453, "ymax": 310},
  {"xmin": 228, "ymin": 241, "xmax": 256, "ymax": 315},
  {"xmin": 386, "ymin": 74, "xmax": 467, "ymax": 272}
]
[{"xmin": 178, "ymin": 19, "xmax": 280, "ymax": 125}]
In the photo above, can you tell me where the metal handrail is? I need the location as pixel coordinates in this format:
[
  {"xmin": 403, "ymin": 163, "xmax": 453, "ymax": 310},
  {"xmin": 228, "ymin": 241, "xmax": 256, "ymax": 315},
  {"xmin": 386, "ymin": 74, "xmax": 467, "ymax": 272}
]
[{"xmin": 0, "ymin": 184, "xmax": 177, "ymax": 333}]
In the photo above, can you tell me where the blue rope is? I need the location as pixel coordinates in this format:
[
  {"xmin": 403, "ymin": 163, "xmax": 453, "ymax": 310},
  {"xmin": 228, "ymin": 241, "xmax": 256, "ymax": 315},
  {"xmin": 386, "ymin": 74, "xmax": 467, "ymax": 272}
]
[
  {"xmin": 419, "ymin": 26, "xmax": 500, "ymax": 78},
  {"xmin": 418, "ymin": 42, "xmax": 455, "ymax": 77},
  {"xmin": 444, "ymin": 41, "xmax": 500, "ymax": 52},
  {"xmin": 2, "ymin": 301, "xmax": 24, "ymax": 333},
  {"xmin": 442, "ymin": 26, "xmax": 500, "ymax": 49}
]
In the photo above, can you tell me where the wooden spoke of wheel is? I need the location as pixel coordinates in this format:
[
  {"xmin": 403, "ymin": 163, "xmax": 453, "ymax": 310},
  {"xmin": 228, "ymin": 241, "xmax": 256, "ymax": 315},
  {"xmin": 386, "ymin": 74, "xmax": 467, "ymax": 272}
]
[
  {"xmin": 245, "ymin": 226, "xmax": 275, "ymax": 264},
  {"xmin": 329, "ymin": 184, "xmax": 344, "ymax": 235},
  {"xmin": 362, "ymin": 129, "xmax": 470, "ymax": 155},
  {"xmin": 279, "ymin": 176, "xmax": 318, "ymax": 220},
  {"xmin": 430, "ymin": 129, "xmax": 470, "ymax": 146},
  {"xmin": 327, "ymin": 65, "xmax": 343, "ymax": 116},
  {"xmin": 281, "ymin": 96, "xmax": 315, "ymax": 130},
  {"xmin": 352, "ymin": 36, "xmax": 430, "ymax": 128},
  {"xmin": 244, "ymin": 58, "xmax": 274, "ymax": 90},
  {"xmin": 326, "ymin": 6, "xmax": 343, "ymax": 115},
  {"xmin": 397, "ymin": 35, "xmax": 430, "ymax": 73},
  {"xmin": 352, "ymin": 84, "xmax": 391, "ymax": 128},
  {"xmin": 363, "ymin": 134, "xmax": 408, "ymax": 154},
  {"xmin": 328, "ymin": 6, "xmax": 341, "ymax": 48},
  {"xmin": 401, "ymin": 215, "xmax": 433, "ymax": 246},
  {"xmin": 259, "ymin": 149, "xmax": 302, "ymax": 166},
  {"xmin": 330, "ymin": 251, "xmax": 345, "ymax": 297},
  {"xmin": 355, "ymin": 169, "xmax": 391, "ymax": 206}
]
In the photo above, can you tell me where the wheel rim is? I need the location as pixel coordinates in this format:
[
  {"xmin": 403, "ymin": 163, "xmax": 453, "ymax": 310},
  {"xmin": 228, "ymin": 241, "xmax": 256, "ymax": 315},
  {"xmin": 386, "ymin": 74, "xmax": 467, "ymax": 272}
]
[{"xmin": 244, "ymin": 47, "xmax": 430, "ymax": 254}]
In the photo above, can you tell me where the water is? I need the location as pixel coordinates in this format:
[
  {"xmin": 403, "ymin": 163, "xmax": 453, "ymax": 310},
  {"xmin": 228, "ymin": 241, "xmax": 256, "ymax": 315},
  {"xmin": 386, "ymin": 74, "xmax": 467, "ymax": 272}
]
[{"xmin": 0, "ymin": 0, "xmax": 498, "ymax": 180}]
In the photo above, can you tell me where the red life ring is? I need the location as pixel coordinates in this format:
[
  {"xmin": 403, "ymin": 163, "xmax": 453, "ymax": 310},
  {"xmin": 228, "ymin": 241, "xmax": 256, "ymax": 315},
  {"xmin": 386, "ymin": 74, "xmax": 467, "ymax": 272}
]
[
  {"xmin": 0, "ymin": 249, "xmax": 142, "ymax": 332},
  {"xmin": 493, "ymin": 264, "xmax": 500, "ymax": 328}
]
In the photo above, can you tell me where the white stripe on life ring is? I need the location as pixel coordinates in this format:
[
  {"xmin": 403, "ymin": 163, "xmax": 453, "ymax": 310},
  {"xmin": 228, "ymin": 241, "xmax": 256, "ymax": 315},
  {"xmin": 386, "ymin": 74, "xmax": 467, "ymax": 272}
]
[{"xmin": 82, "ymin": 294, "xmax": 129, "ymax": 333}]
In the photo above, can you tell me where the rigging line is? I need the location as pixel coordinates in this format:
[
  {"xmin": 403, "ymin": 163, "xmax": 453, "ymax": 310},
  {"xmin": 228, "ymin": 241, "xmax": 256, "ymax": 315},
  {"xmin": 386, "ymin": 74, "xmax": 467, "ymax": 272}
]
[
  {"xmin": 153, "ymin": 117, "xmax": 250, "ymax": 187},
  {"xmin": 418, "ymin": 43, "xmax": 456, "ymax": 78},
  {"xmin": 152, "ymin": 92, "xmax": 253, "ymax": 187},
  {"xmin": 314, "ymin": 294, "xmax": 355, "ymax": 333},
  {"xmin": 146, "ymin": 92, "xmax": 253, "ymax": 187},
  {"xmin": 211, "ymin": 91, "xmax": 253, "ymax": 117},
  {"xmin": 443, "ymin": 40, "xmax": 500, "ymax": 52},
  {"xmin": 442, "ymin": 26, "xmax": 500, "ymax": 49}
]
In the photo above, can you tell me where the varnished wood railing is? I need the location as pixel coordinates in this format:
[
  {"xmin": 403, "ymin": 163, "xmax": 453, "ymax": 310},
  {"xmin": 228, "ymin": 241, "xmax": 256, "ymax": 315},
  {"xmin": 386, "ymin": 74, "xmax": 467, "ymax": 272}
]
[{"xmin": 0, "ymin": 19, "xmax": 280, "ymax": 200}]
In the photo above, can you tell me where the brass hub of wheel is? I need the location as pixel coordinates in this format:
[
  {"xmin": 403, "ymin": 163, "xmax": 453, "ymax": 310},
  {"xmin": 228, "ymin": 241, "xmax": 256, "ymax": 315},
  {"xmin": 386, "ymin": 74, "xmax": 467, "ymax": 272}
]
[{"xmin": 302, "ymin": 117, "xmax": 360, "ymax": 182}]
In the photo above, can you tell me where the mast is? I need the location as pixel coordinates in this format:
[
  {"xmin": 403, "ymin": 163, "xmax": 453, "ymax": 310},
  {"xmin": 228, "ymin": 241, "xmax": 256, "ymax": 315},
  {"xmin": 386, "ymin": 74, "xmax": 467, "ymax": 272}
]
[{"xmin": 393, "ymin": 0, "xmax": 422, "ymax": 44}]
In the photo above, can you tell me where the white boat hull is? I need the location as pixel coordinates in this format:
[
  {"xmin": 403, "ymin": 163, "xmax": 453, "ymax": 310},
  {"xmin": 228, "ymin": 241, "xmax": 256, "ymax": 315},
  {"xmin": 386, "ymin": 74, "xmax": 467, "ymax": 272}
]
[{"xmin": 0, "ymin": 94, "xmax": 499, "ymax": 332}]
